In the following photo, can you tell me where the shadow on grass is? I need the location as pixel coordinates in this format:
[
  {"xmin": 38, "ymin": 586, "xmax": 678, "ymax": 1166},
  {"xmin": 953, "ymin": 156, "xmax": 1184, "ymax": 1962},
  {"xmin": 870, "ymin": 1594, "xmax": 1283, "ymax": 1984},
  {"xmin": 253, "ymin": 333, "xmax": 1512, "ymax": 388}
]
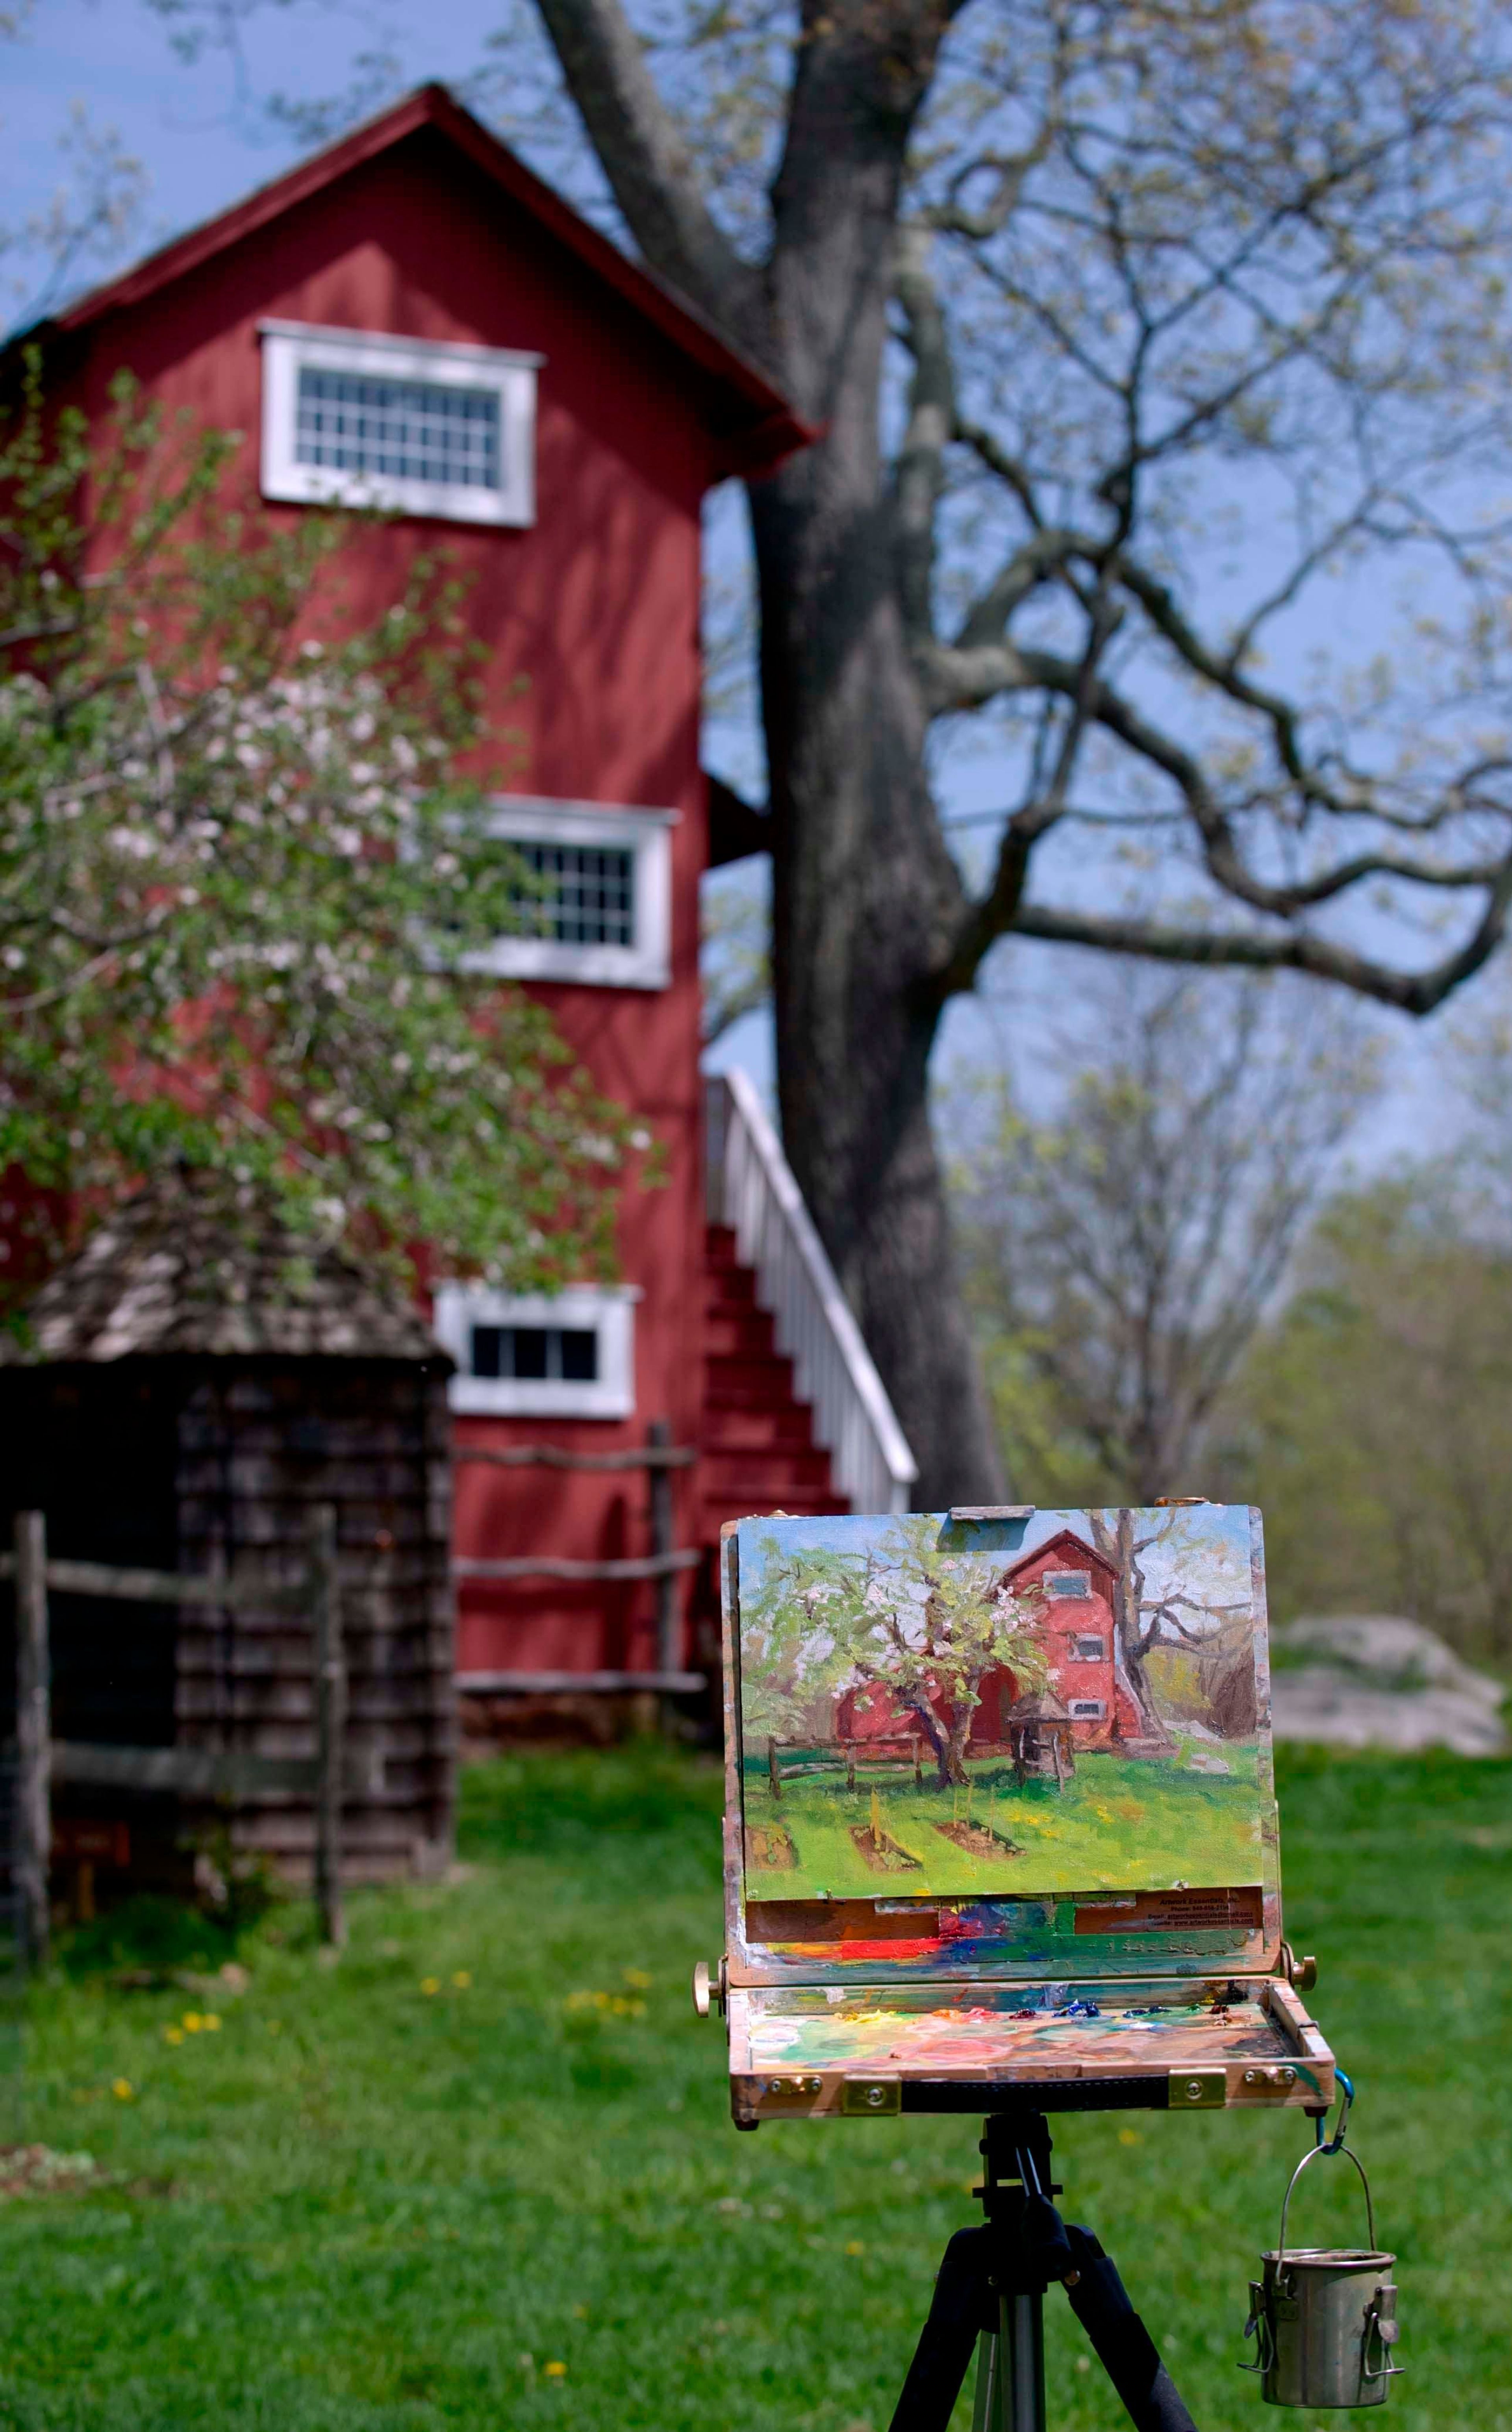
[{"xmin": 51, "ymin": 1891, "xmax": 313, "ymax": 1982}]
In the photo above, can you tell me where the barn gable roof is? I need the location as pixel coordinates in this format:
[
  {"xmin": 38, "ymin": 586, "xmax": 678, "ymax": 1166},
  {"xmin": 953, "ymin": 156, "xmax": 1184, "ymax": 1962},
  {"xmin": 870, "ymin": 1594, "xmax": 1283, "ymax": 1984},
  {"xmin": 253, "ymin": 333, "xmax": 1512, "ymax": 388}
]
[
  {"xmin": 23, "ymin": 83, "xmax": 812, "ymax": 479},
  {"xmin": 0, "ymin": 1178, "xmax": 442, "ymax": 1365},
  {"xmin": 1001, "ymin": 1526, "xmax": 1117, "ymax": 1591}
]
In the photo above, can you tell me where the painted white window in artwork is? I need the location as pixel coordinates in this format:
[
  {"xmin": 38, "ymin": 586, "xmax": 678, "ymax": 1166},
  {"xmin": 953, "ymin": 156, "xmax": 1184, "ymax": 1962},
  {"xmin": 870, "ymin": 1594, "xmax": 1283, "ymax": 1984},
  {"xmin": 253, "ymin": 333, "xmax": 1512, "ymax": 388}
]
[
  {"xmin": 1069, "ymin": 1698, "xmax": 1106, "ymax": 1720},
  {"xmin": 1044, "ymin": 1569, "xmax": 1093, "ymax": 1600},
  {"xmin": 462, "ymin": 799, "xmax": 675, "ymax": 990},
  {"xmin": 1071, "ymin": 1635, "xmax": 1107, "ymax": 1662},
  {"xmin": 433, "ymin": 1283, "xmax": 637, "ymax": 1418},
  {"xmin": 259, "ymin": 322, "xmax": 540, "ymax": 525}
]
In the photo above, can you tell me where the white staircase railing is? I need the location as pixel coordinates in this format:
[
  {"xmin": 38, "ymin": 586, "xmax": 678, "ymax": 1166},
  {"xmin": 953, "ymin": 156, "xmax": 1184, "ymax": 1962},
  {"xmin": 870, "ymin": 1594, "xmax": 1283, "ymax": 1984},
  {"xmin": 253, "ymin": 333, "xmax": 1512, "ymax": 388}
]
[{"xmin": 705, "ymin": 1069, "xmax": 917, "ymax": 1516}]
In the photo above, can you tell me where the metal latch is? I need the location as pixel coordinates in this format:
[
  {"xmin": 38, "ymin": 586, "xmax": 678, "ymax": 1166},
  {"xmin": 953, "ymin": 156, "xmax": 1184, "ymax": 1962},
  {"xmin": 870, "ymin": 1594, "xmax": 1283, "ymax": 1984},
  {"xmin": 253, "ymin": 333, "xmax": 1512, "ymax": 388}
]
[
  {"xmin": 841, "ymin": 2077, "xmax": 902, "ymax": 2116},
  {"xmin": 1171, "ymin": 2068, "xmax": 1226, "ymax": 2109}
]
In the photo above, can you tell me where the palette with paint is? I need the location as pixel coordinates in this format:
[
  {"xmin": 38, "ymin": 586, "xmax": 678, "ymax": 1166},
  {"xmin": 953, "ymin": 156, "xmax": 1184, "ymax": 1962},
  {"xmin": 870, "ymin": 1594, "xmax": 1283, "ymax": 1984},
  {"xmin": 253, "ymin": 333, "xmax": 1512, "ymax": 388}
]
[{"xmin": 712, "ymin": 1505, "xmax": 1335, "ymax": 2126}]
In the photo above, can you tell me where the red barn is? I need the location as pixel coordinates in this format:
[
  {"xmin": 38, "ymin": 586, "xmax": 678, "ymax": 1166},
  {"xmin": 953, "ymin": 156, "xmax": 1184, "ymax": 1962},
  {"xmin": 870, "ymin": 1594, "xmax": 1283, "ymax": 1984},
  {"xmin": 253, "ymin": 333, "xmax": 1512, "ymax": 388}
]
[
  {"xmin": 7, "ymin": 86, "xmax": 916, "ymax": 1713},
  {"xmin": 974, "ymin": 1529, "xmax": 1143, "ymax": 1750}
]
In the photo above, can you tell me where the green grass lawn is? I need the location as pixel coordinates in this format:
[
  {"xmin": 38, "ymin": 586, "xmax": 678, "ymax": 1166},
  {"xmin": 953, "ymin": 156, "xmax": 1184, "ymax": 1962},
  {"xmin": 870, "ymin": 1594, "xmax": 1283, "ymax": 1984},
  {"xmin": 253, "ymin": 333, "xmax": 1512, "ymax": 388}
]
[
  {"xmin": 0, "ymin": 1741, "xmax": 1506, "ymax": 2429},
  {"xmin": 742, "ymin": 1743, "xmax": 1264, "ymax": 1899}
]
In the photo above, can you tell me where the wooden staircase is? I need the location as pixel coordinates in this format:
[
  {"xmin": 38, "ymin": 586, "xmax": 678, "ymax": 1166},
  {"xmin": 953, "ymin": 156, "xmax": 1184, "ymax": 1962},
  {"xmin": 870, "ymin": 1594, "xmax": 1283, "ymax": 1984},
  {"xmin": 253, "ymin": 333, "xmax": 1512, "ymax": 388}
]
[{"xmin": 698, "ymin": 1223, "xmax": 840, "ymax": 1544}]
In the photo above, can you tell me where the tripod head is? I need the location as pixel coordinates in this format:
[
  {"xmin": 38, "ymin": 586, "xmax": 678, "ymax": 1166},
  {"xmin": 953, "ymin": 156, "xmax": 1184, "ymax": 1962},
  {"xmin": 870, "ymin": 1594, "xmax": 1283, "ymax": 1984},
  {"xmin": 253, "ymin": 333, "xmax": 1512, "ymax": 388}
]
[{"xmin": 975, "ymin": 2114, "xmax": 1074, "ymax": 2295}]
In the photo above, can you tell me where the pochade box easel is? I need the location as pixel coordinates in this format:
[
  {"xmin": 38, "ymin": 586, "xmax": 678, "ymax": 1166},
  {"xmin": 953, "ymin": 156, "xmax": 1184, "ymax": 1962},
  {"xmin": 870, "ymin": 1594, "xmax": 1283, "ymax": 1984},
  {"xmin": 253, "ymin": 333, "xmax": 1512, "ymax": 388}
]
[{"xmin": 695, "ymin": 1505, "xmax": 1373, "ymax": 2432}]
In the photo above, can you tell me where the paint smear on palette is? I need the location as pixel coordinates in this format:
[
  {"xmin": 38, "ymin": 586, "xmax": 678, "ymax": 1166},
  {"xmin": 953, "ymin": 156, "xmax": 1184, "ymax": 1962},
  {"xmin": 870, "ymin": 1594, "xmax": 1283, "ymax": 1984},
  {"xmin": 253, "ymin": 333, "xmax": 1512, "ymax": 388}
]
[{"xmin": 745, "ymin": 1995, "xmax": 1289, "ymax": 2073}]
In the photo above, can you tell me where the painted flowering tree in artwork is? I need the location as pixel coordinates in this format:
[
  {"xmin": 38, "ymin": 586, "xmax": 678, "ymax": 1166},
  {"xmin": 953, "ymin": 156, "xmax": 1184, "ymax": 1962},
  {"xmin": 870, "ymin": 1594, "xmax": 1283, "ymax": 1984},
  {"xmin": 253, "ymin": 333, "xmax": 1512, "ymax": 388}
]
[{"xmin": 743, "ymin": 1517, "xmax": 1047, "ymax": 1788}]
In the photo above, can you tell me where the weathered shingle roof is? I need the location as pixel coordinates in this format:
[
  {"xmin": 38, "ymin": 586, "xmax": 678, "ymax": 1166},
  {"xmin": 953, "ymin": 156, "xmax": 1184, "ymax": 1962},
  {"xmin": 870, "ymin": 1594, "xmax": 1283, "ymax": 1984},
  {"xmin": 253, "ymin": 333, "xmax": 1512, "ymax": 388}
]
[
  {"xmin": 2, "ymin": 1178, "xmax": 443, "ymax": 1364},
  {"xmin": 1006, "ymin": 1689, "xmax": 1072, "ymax": 1722}
]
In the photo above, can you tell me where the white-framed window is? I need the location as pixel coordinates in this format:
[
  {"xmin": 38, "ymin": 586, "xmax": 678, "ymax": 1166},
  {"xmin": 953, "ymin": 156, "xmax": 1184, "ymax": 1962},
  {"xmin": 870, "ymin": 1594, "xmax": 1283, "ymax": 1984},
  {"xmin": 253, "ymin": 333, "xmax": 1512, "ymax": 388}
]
[
  {"xmin": 461, "ymin": 798, "xmax": 675, "ymax": 990},
  {"xmin": 1069, "ymin": 1698, "xmax": 1106, "ymax": 1720},
  {"xmin": 259, "ymin": 321, "xmax": 541, "ymax": 526},
  {"xmin": 433, "ymin": 1283, "xmax": 637, "ymax": 1418},
  {"xmin": 1071, "ymin": 1635, "xmax": 1106, "ymax": 1663},
  {"xmin": 1044, "ymin": 1568, "xmax": 1092, "ymax": 1600}
]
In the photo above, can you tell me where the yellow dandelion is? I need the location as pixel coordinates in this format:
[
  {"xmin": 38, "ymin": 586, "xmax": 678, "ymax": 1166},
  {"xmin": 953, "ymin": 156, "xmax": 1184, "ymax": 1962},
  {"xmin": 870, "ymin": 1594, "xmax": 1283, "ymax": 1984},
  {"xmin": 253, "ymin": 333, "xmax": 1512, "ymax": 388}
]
[
  {"xmin": 1118, "ymin": 2127, "xmax": 1142, "ymax": 2147},
  {"xmin": 845, "ymin": 2240, "xmax": 865, "ymax": 2256},
  {"xmin": 451, "ymin": 1970, "xmax": 472, "ymax": 1989},
  {"xmin": 111, "ymin": 2078, "xmax": 133, "ymax": 2101},
  {"xmin": 623, "ymin": 1969, "xmax": 652, "ymax": 1990},
  {"xmin": 544, "ymin": 2360, "xmax": 567, "ymax": 2378},
  {"xmin": 182, "ymin": 2012, "xmax": 203, "ymax": 2033},
  {"xmin": 164, "ymin": 2027, "xmax": 184, "ymax": 2046},
  {"xmin": 202, "ymin": 2013, "xmax": 222, "ymax": 2032},
  {"xmin": 420, "ymin": 1977, "xmax": 440, "ymax": 1996}
]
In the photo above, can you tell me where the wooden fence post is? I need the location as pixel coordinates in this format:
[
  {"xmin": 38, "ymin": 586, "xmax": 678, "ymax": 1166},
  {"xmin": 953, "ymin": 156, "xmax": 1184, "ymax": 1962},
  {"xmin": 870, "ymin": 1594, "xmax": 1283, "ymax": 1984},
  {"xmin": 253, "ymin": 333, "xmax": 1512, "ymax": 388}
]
[
  {"xmin": 14, "ymin": 1512, "xmax": 50, "ymax": 1970},
  {"xmin": 648, "ymin": 1418, "xmax": 679, "ymax": 1704},
  {"xmin": 309, "ymin": 1503, "xmax": 345, "ymax": 1948}
]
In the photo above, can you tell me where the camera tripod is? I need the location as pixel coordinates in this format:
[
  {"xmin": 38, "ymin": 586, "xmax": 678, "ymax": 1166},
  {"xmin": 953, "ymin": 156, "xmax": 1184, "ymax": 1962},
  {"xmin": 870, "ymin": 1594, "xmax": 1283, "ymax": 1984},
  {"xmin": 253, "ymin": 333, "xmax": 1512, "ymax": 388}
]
[{"xmin": 889, "ymin": 2112, "xmax": 1197, "ymax": 2432}]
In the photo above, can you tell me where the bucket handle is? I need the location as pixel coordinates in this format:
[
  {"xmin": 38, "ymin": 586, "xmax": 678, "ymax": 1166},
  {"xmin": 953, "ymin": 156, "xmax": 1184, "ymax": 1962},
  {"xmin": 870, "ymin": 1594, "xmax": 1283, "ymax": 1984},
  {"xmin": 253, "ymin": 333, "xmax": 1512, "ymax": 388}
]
[{"xmin": 1277, "ymin": 2138, "xmax": 1379, "ymax": 2269}]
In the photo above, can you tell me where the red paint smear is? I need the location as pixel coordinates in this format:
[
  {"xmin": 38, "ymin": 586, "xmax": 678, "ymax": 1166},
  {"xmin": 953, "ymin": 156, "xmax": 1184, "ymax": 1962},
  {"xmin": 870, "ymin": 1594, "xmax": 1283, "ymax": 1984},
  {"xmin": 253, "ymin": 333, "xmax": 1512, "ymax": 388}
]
[{"xmin": 769, "ymin": 1938, "xmax": 945, "ymax": 1964}]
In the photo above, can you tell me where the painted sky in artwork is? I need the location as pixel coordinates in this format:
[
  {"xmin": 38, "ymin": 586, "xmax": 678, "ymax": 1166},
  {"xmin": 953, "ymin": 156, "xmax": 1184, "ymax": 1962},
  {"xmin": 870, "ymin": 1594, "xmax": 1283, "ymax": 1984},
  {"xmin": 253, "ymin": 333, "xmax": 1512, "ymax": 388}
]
[{"xmin": 734, "ymin": 1505, "xmax": 1271, "ymax": 1903}]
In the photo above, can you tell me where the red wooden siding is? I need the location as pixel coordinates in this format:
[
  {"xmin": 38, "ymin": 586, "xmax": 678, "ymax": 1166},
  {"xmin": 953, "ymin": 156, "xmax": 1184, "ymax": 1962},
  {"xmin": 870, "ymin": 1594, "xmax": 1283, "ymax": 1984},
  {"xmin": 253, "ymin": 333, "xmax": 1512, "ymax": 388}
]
[{"xmin": 10, "ymin": 91, "xmax": 822, "ymax": 1686}]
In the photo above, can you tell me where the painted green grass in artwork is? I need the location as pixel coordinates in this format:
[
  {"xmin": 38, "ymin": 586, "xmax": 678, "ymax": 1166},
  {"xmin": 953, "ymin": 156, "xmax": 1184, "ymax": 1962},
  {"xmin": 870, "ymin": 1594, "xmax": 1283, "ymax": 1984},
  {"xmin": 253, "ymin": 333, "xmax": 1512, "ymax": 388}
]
[{"xmin": 742, "ymin": 1744, "xmax": 1264, "ymax": 1898}]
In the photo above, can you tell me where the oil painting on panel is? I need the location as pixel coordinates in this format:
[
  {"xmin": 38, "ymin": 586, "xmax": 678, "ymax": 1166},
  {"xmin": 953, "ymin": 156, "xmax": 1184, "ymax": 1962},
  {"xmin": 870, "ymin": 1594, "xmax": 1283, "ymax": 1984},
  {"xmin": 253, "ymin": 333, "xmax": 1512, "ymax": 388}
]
[{"xmin": 736, "ymin": 1507, "xmax": 1270, "ymax": 1902}]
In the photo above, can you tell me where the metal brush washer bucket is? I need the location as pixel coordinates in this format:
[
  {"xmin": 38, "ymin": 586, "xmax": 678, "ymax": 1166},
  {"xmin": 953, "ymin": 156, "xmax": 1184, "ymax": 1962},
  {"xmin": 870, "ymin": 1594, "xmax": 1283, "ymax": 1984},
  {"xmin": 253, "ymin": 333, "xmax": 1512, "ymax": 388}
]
[{"xmin": 1242, "ymin": 2142, "xmax": 1401, "ymax": 2406}]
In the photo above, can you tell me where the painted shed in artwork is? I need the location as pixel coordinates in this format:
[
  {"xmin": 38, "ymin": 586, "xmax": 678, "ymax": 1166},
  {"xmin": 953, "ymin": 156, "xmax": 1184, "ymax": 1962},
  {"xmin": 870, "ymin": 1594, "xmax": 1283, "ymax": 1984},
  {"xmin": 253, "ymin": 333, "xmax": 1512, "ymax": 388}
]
[{"xmin": 0, "ymin": 1177, "xmax": 454, "ymax": 1892}]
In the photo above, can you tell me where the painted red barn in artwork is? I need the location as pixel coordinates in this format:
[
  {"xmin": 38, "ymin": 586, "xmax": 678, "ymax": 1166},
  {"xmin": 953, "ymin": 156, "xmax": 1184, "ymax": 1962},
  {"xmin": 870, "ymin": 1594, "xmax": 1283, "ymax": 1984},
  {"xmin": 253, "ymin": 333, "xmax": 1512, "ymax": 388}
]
[
  {"xmin": 6, "ymin": 86, "xmax": 916, "ymax": 1708},
  {"xmin": 836, "ymin": 1527, "xmax": 1143, "ymax": 1753}
]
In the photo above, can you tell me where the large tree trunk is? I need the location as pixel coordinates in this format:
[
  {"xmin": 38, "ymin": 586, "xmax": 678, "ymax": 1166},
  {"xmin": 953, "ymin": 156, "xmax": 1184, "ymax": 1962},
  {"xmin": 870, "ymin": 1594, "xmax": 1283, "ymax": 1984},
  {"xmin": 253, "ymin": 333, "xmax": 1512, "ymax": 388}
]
[
  {"xmin": 532, "ymin": 0, "xmax": 1002, "ymax": 1505},
  {"xmin": 743, "ymin": 2, "xmax": 1004, "ymax": 1510},
  {"xmin": 752, "ymin": 463, "xmax": 1002, "ymax": 1507},
  {"xmin": 1090, "ymin": 1508, "xmax": 1163, "ymax": 1737}
]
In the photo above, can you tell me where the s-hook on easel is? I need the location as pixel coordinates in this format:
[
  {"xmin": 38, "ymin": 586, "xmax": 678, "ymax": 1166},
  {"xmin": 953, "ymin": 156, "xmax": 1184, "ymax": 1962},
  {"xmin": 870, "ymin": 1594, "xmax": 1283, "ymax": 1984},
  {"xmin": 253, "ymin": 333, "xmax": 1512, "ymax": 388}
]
[{"xmin": 889, "ymin": 2105, "xmax": 1197, "ymax": 2432}]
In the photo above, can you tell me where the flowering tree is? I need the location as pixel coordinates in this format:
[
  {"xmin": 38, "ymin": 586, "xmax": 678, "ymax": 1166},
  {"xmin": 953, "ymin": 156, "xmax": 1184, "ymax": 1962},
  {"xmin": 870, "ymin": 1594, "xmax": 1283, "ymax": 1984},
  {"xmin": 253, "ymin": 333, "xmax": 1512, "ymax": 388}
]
[
  {"xmin": 743, "ymin": 1516, "xmax": 1048, "ymax": 1787},
  {"xmin": 0, "ymin": 364, "xmax": 641, "ymax": 1313}
]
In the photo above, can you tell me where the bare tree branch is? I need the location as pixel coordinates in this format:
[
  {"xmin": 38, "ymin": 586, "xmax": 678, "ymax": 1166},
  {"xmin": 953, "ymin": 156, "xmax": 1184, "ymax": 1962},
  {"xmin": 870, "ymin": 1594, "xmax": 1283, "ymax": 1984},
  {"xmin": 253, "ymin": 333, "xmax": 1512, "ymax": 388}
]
[
  {"xmin": 1006, "ymin": 886, "xmax": 1512, "ymax": 1018},
  {"xmin": 530, "ymin": 0, "xmax": 766, "ymax": 355},
  {"xmin": 893, "ymin": 224, "xmax": 955, "ymax": 645}
]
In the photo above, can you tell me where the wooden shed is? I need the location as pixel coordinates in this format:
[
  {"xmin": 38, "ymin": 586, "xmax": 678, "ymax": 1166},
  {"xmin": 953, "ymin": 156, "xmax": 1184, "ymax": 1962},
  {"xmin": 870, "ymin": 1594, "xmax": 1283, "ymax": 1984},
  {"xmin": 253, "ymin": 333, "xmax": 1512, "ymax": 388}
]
[
  {"xmin": 0, "ymin": 1177, "xmax": 455, "ymax": 1895},
  {"xmin": 1005, "ymin": 1690, "xmax": 1076, "ymax": 1790}
]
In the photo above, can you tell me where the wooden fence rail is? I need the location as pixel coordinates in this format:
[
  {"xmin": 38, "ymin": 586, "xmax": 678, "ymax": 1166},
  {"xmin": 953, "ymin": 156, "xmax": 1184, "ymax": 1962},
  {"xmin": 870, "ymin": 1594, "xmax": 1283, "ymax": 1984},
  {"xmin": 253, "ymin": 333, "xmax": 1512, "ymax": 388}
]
[
  {"xmin": 450, "ymin": 1420, "xmax": 706, "ymax": 1698},
  {"xmin": 5, "ymin": 1506, "xmax": 346, "ymax": 1968},
  {"xmin": 5, "ymin": 1425, "xmax": 708, "ymax": 1960}
]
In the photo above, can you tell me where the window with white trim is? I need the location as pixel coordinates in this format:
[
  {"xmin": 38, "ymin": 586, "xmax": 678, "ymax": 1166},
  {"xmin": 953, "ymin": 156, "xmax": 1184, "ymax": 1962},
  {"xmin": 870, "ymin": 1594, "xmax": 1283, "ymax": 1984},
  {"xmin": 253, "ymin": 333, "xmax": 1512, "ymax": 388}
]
[
  {"xmin": 461, "ymin": 799, "xmax": 675, "ymax": 990},
  {"xmin": 434, "ymin": 1283, "xmax": 637, "ymax": 1418},
  {"xmin": 1069, "ymin": 1698, "xmax": 1106, "ymax": 1720},
  {"xmin": 1071, "ymin": 1635, "xmax": 1106, "ymax": 1663},
  {"xmin": 1044, "ymin": 1568, "xmax": 1092, "ymax": 1599},
  {"xmin": 259, "ymin": 321, "xmax": 541, "ymax": 526}
]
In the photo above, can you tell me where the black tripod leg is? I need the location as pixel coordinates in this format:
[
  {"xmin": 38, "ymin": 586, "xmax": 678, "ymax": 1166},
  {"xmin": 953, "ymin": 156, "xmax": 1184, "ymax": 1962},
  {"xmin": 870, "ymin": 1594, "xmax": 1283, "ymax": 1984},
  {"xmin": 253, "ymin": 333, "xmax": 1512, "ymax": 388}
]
[
  {"xmin": 888, "ymin": 2225, "xmax": 995, "ymax": 2432},
  {"xmin": 1062, "ymin": 2227, "xmax": 1198, "ymax": 2432}
]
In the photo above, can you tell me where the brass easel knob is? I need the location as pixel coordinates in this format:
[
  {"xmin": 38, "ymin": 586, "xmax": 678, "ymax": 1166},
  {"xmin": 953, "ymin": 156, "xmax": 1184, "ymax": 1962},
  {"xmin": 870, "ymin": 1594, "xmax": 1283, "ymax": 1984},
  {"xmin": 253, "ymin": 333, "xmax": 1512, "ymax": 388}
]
[
  {"xmin": 1279, "ymin": 1942, "xmax": 1319, "ymax": 1994},
  {"xmin": 692, "ymin": 1961, "xmax": 711, "ymax": 2017}
]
